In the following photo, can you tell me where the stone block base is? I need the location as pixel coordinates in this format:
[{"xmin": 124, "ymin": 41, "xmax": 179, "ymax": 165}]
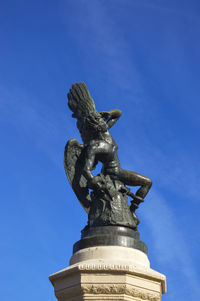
[{"xmin": 49, "ymin": 246, "xmax": 166, "ymax": 301}]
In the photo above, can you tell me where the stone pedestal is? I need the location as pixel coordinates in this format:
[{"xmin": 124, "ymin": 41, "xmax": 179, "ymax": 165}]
[{"xmin": 49, "ymin": 246, "xmax": 166, "ymax": 301}]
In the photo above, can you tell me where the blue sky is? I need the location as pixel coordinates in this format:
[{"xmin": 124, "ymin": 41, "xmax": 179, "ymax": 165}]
[{"xmin": 1, "ymin": 0, "xmax": 200, "ymax": 300}]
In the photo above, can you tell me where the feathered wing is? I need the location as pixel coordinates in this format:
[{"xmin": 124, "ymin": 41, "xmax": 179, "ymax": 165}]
[
  {"xmin": 64, "ymin": 138, "xmax": 91, "ymax": 213},
  {"xmin": 67, "ymin": 82, "xmax": 101, "ymax": 119}
]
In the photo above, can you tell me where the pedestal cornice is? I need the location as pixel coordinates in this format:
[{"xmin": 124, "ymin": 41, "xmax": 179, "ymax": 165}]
[{"xmin": 49, "ymin": 246, "xmax": 166, "ymax": 301}]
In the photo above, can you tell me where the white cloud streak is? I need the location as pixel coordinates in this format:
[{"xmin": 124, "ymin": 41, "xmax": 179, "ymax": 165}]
[
  {"xmin": 61, "ymin": 2, "xmax": 200, "ymax": 299},
  {"xmin": 142, "ymin": 190, "xmax": 200, "ymax": 299},
  {"xmin": 0, "ymin": 85, "xmax": 72, "ymax": 168},
  {"xmin": 61, "ymin": 0, "xmax": 146, "ymax": 104}
]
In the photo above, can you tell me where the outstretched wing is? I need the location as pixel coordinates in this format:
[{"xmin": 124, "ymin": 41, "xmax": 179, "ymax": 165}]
[{"xmin": 64, "ymin": 138, "xmax": 91, "ymax": 213}]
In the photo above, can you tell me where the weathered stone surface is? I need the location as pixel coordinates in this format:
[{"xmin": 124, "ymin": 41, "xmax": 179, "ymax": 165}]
[{"xmin": 49, "ymin": 246, "xmax": 166, "ymax": 301}]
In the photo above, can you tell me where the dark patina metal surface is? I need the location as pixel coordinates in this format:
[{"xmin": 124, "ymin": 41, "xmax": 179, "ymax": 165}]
[
  {"xmin": 64, "ymin": 82, "xmax": 152, "ymax": 253},
  {"xmin": 73, "ymin": 225, "xmax": 147, "ymax": 254}
]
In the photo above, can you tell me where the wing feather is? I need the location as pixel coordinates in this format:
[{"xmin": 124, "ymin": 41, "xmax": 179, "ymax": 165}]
[{"xmin": 64, "ymin": 138, "xmax": 91, "ymax": 213}]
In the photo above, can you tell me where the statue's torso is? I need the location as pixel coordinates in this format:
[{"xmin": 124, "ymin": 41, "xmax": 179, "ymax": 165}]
[{"xmin": 88, "ymin": 131, "xmax": 120, "ymax": 172}]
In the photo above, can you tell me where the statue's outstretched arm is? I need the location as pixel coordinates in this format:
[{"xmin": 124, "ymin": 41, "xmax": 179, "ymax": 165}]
[{"xmin": 100, "ymin": 109, "xmax": 122, "ymax": 129}]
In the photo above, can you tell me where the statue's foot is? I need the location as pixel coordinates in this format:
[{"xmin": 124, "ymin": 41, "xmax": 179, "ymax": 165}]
[
  {"xmin": 130, "ymin": 195, "xmax": 144, "ymax": 216},
  {"xmin": 132, "ymin": 211, "xmax": 140, "ymax": 225}
]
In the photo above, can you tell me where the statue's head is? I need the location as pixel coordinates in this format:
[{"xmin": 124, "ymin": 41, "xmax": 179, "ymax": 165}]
[{"xmin": 76, "ymin": 114, "xmax": 107, "ymax": 144}]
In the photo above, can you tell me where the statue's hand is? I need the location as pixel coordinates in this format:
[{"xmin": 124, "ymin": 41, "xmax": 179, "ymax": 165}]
[{"xmin": 99, "ymin": 111, "xmax": 110, "ymax": 120}]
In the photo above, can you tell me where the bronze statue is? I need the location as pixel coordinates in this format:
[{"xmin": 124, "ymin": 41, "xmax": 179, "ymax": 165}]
[{"xmin": 64, "ymin": 82, "xmax": 152, "ymax": 230}]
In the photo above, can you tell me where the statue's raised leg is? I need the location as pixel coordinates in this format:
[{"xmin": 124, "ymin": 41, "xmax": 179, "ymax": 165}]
[{"xmin": 112, "ymin": 168, "xmax": 152, "ymax": 199}]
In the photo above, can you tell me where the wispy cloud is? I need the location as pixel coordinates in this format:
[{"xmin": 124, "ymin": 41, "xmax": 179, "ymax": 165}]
[
  {"xmin": 61, "ymin": 2, "xmax": 200, "ymax": 300},
  {"xmin": 61, "ymin": 0, "xmax": 200, "ymax": 202},
  {"xmin": 122, "ymin": 138, "xmax": 200, "ymax": 202},
  {"xmin": 114, "ymin": 0, "xmax": 200, "ymax": 22},
  {"xmin": 142, "ymin": 190, "xmax": 200, "ymax": 299},
  {"xmin": 0, "ymin": 85, "xmax": 73, "ymax": 168},
  {"xmin": 61, "ymin": 0, "xmax": 145, "ymax": 103},
  {"xmin": 120, "ymin": 136, "xmax": 200, "ymax": 298}
]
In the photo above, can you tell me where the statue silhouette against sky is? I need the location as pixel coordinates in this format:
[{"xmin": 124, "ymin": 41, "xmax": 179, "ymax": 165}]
[{"xmin": 64, "ymin": 82, "xmax": 152, "ymax": 229}]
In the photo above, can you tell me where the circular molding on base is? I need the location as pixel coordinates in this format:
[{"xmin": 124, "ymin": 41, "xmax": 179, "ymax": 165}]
[
  {"xmin": 70, "ymin": 245, "xmax": 150, "ymax": 268},
  {"xmin": 73, "ymin": 225, "xmax": 148, "ymax": 254}
]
